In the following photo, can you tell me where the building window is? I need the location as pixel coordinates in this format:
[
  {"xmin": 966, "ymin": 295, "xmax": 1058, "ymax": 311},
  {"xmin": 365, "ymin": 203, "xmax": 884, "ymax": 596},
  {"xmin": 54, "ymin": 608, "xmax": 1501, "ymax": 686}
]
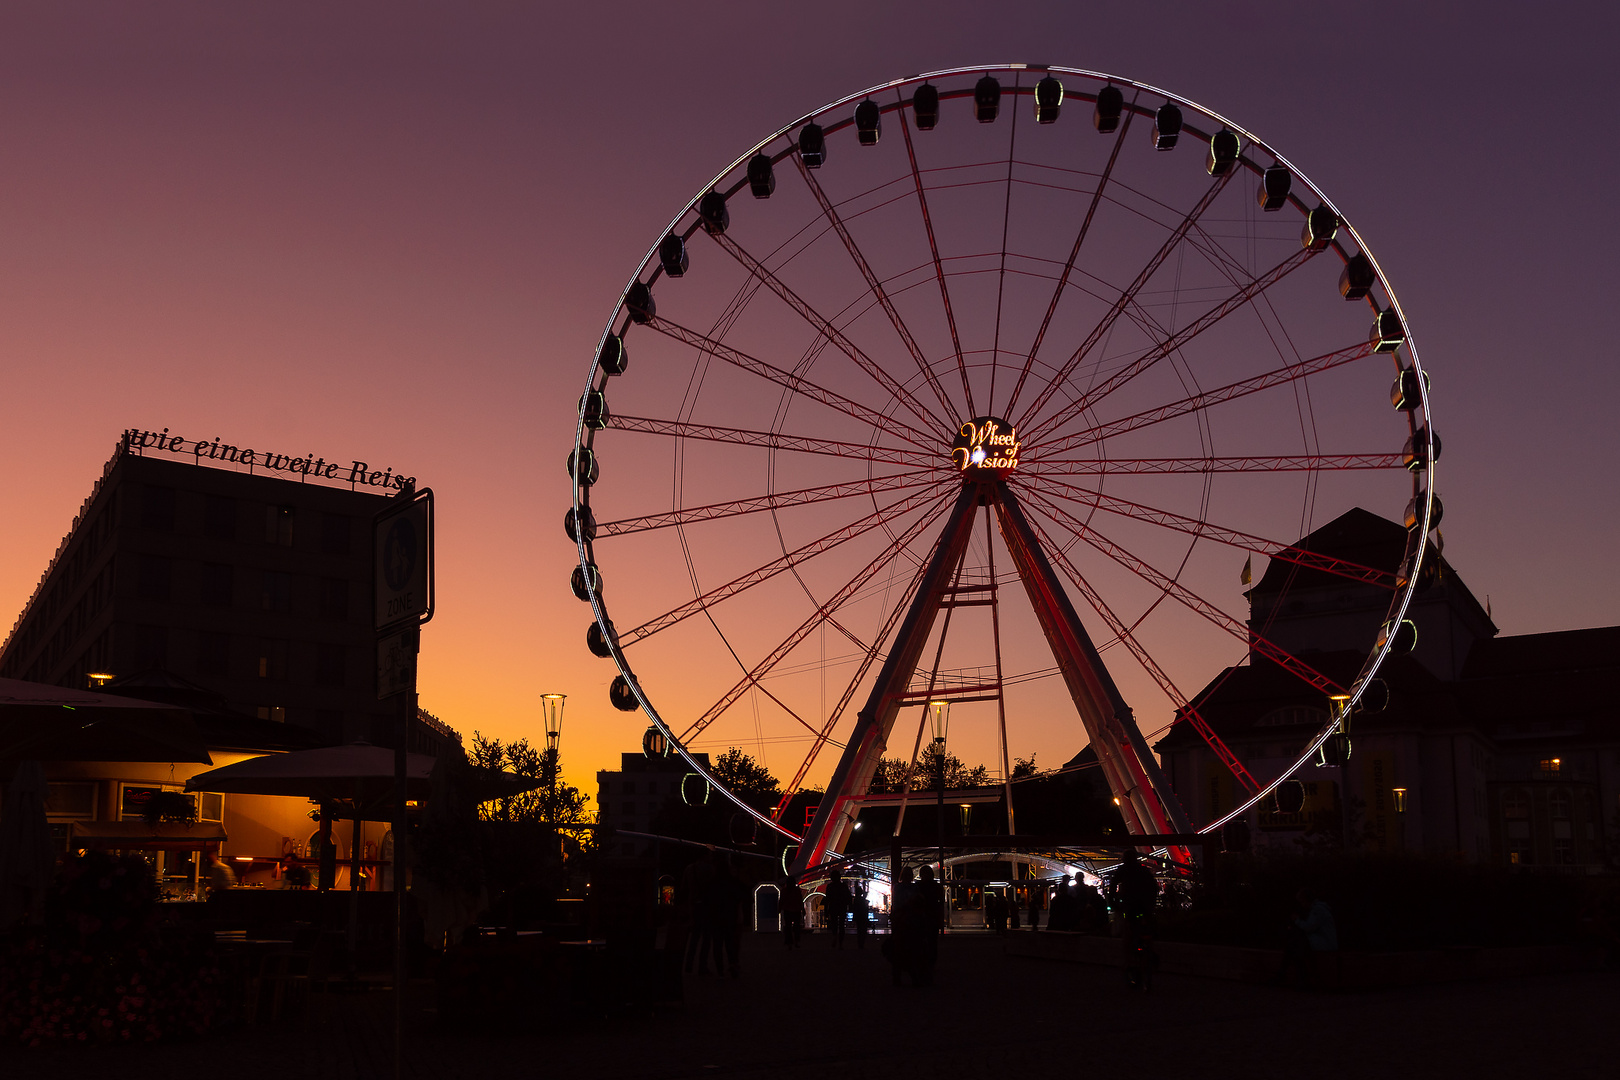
[
  {"xmin": 195, "ymin": 792, "xmax": 224, "ymax": 822},
  {"xmin": 1502, "ymin": 789, "xmax": 1529, "ymax": 818},
  {"xmin": 1549, "ymin": 789, "xmax": 1571, "ymax": 819},
  {"xmin": 197, "ymin": 632, "xmax": 230, "ymax": 676},
  {"xmin": 45, "ymin": 782, "xmax": 97, "ymax": 820},
  {"xmin": 203, "ymin": 495, "xmax": 236, "ymax": 541},
  {"xmin": 321, "ymin": 513, "xmax": 351, "ymax": 555},
  {"xmin": 137, "ymin": 555, "xmax": 172, "ymax": 602},
  {"xmin": 315, "ymin": 644, "xmax": 346, "ymax": 688},
  {"xmin": 1538, "ymin": 757, "xmax": 1562, "ymax": 777},
  {"xmin": 256, "ymin": 705, "xmax": 287, "ymax": 723},
  {"xmin": 623, "ymin": 782, "xmax": 636, "ymax": 794},
  {"xmin": 257, "ymin": 638, "xmax": 288, "ymax": 680},
  {"xmin": 261, "ymin": 571, "xmax": 291, "ymax": 612},
  {"xmin": 141, "ymin": 486, "xmax": 176, "ymax": 532},
  {"xmin": 265, "ymin": 505, "xmax": 295, "ymax": 546},
  {"xmin": 199, "ymin": 562, "xmax": 233, "ymax": 608},
  {"xmin": 624, "ymin": 802, "xmax": 636, "ymax": 816},
  {"xmin": 319, "ymin": 577, "xmax": 349, "ymax": 621}
]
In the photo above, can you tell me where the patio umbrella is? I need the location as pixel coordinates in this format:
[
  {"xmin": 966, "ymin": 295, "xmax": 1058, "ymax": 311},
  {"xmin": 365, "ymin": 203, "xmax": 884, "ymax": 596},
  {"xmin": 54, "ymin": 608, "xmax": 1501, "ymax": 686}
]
[
  {"xmin": 0, "ymin": 760, "xmax": 57, "ymax": 927},
  {"xmin": 0, "ymin": 677, "xmax": 212, "ymax": 765}
]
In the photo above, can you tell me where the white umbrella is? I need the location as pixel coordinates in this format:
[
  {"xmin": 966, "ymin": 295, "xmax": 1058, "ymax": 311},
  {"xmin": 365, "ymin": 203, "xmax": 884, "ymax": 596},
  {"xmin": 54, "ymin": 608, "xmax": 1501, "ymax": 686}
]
[{"xmin": 0, "ymin": 760, "xmax": 57, "ymax": 927}]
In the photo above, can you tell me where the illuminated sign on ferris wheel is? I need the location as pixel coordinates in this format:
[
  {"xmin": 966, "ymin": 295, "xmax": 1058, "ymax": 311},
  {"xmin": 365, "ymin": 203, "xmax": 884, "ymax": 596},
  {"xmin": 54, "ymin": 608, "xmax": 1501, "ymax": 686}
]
[{"xmin": 951, "ymin": 416, "xmax": 1021, "ymax": 476}]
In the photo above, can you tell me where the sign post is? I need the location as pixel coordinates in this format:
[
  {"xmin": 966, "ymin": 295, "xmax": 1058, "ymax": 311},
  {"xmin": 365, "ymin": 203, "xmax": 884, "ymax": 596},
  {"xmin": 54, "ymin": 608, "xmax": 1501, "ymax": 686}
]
[{"xmin": 374, "ymin": 485, "xmax": 432, "ymax": 1080}]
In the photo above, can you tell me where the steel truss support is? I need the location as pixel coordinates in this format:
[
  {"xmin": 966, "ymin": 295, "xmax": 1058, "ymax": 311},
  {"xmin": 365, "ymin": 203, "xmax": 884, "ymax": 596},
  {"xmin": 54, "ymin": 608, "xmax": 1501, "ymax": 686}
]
[{"xmin": 796, "ymin": 479, "xmax": 1195, "ymax": 874}]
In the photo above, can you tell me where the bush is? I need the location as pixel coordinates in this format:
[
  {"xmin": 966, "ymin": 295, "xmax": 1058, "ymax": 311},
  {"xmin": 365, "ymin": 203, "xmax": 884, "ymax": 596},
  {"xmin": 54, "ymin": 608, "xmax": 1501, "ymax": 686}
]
[{"xmin": 0, "ymin": 851, "xmax": 232, "ymax": 1046}]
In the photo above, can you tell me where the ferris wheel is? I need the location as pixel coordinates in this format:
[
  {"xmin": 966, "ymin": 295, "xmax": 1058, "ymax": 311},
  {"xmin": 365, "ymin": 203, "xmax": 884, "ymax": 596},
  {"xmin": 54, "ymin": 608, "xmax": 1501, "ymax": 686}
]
[{"xmin": 568, "ymin": 65, "xmax": 1438, "ymax": 872}]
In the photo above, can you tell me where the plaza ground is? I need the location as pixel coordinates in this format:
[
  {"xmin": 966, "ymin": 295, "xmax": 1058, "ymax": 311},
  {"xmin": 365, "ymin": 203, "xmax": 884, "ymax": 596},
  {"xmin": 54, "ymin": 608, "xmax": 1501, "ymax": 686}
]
[{"xmin": 3, "ymin": 931, "xmax": 1612, "ymax": 1079}]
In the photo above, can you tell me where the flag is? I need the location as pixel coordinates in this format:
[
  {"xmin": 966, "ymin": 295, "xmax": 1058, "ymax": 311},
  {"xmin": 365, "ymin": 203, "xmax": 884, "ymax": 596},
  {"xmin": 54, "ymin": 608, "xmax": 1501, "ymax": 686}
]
[{"xmin": 1240, "ymin": 555, "xmax": 1252, "ymax": 586}]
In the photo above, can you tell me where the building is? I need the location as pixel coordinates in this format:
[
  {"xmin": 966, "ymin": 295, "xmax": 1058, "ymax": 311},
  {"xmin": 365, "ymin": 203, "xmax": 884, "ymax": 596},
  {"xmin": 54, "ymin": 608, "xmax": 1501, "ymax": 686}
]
[
  {"xmin": 1154, "ymin": 508, "xmax": 1618, "ymax": 871},
  {"xmin": 1, "ymin": 428, "xmax": 453, "ymax": 754},
  {"xmin": 595, "ymin": 750, "xmax": 710, "ymax": 857}
]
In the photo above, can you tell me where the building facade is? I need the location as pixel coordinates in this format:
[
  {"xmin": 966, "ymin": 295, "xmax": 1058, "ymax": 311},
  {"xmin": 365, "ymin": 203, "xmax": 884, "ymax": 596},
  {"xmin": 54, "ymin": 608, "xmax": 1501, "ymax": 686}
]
[
  {"xmin": 1155, "ymin": 509, "xmax": 1618, "ymax": 871},
  {"xmin": 595, "ymin": 751, "xmax": 710, "ymax": 857}
]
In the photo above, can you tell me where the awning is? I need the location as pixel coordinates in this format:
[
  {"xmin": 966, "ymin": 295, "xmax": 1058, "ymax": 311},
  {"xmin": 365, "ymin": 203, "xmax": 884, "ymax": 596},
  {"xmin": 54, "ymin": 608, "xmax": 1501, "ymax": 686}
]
[
  {"xmin": 0, "ymin": 677, "xmax": 212, "ymax": 765},
  {"xmin": 70, "ymin": 820, "xmax": 228, "ymax": 850}
]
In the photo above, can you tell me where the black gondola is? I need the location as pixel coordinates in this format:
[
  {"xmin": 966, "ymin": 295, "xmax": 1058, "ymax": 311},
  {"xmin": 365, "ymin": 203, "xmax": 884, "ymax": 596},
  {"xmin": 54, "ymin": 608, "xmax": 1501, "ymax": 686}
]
[
  {"xmin": 699, "ymin": 190, "xmax": 730, "ymax": 234},
  {"xmin": 912, "ymin": 83, "xmax": 940, "ymax": 130},
  {"xmin": 566, "ymin": 448, "xmax": 598, "ymax": 487},
  {"xmin": 1093, "ymin": 85, "xmax": 1123, "ymax": 133},
  {"xmin": 1402, "ymin": 426, "xmax": 1441, "ymax": 471},
  {"xmin": 1258, "ymin": 165, "xmax": 1291, "ymax": 211},
  {"xmin": 610, "ymin": 674, "xmax": 640, "ymax": 712},
  {"xmin": 564, "ymin": 505, "xmax": 596, "ymax": 544},
  {"xmin": 974, "ymin": 75, "xmax": 1001, "ymax": 123},
  {"xmin": 1302, "ymin": 206, "xmax": 1338, "ymax": 251},
  {"xmin": 658, "ymin": 233, "xmax": 688, "ymax": 277},
  {"xmin": 855, "ymin": 98, "xmax": 882, "ymax": 145},
  {"xmin": 799, "ymin": 122, "xmax": 826, "ymax": 168},
  {"xmin": 1034, "ymin": 76, "xmax": 1063, "ymax": 124},
  {"xmin": 1339, "ymin": 253, "xmax": 1374, "ymax": 300},
  {"xmin": 1206, "ymin": 129, "xmax": 1240, "ymax": 175},
  {"xmin": 570, "ymin": 563, "xmax": 600, "ymax": 602},
  {"xmin": 626, "ymin": 282, "xmax": 656, "ymax": 323},
  {"xmin": 1371, "ymin": 309, "xmax": 1405, "ymax": 352},
  {"xmin": 1404, "ymin": 492, "xmax": 1443, "ymax": 531},
  {"xmin": 587, "ymin": 619, "xmax": 616, "ymax": 658},
  {"xmin": 579, "ymin": 388, "xmax": 609, "ymax": 430},
  {"xmin": 597, "ymin": 333, "xmax": 628, "ymax": 376},
  {"xmin": 1152, "ymin": 103, "xmax": 1182, "ymax": 150},
  {"xmin": 1390, "ymin": 367, "xmax": 1427, "ymax": 411},
  {"xmin": 747, "ymin": 153, "xmax": 775, "ymax": 198}
]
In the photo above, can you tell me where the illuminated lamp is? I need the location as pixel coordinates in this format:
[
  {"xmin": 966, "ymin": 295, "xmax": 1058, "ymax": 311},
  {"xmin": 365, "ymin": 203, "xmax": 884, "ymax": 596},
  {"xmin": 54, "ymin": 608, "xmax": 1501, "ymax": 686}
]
[
  {"xmin": 86, "ymin": 672, "xmax": 114, "ymax": 689},
  {"xmin": 1371, "ymin": 309, "xmax": 1405, "ymax": 352},
  {"xmin": 912, "ymin": 83, "xmax": 940, "ymax": 130},
  {"xmin": 974, "ymin": 75, "xmax": 1001, "ymax": 123},
  {"xmin": 854, "ymin": 98, "xmax": 882, "ymax": 145},
  {"xmin": 1093, "ymin": 85, "xmax": 1123, "ymax": 133},
  {"xmin": 586, "ymin": 619, "xmax": 616, "ymax": 658},
  {"xmin": 698, "ymin": 191, "xmax": 729, "ymax": 235},
  {"xmin": 1034, "ymin": 76, "xmax": 1063, "ymax": 124},
  {"xmin": 1378, "ymin": 618, "xmax": 1418, "ymax": 655},
  {"xmin": 565, "ymin": 448, "xmax": 598, "ymax": 487},
  {"xmin": 1401, "ymin": 426, "xmax": 1441, "ymax": 472},
  {"xmin": 1358, "ymin": 677, "xmax": 1390, "ymax": 713},
  {"xmin": 1221, "ymin": 819, "xmax": 1251, "ymax": 853},
  {"xmin": 1404, "ymin": 492, "xmax": 1442, "ymax": 532},
  {"xmin": 959, "ymin": 804, "xmax": 972, "ymax": 832},
  {"xmin": 1390, "ymin": 367, "xmax": 1427, "ymax": 411},
  {"xmin": 579, "ymin": 389, "xmax": 609, "ymax": 431},
  {"xmin": 1390, "ymin": 787, "xmax": 1408, "ymax": 813},
  {"xmin": 625, "ymin": 282, "xmax": 656, "ymax": 324},
  {"xmin": 1274, "ymin": 780, "xmax": 1306, "ymax": 815},
  {"xmin": 1301, "ymin": 206, "xmax": 1338, "ymax": 251},
  {"xmin": 597, "ymin": 333, "xmax": 628, "ymax": 376},
  {"xmin": 747, "ymin": 153, "xmax": 775, "ymax": 198},
  {"xmin": 1258, "ymin": 165, "xmax": 1291, "ymax": 211},
  {"xmin": 1152, "ymin": 103, "xmax": 1182, "ymax": 150},
  {"xmin": 610, "ymin": 674, "xmax": 641, "ymax": 712},
  {"xmin": 1206, "ymin": 129, "xmax": 1241, "ymax": 176},
  {"xmin": 563, "ymin": 506, "xmax": 596, "ymax": 544},
  {"xmin": 798, "ymin": 122, "xmax": 827, "ymax": 168},
  {"xmin": 1338, "ymin": 253, "xmax": 1375, "ymax": 300},
  {"xmin": 570, "ymin": 563, "xmax": 600, "ymax": 602},
  {"xmin": 658, "ymin": 233, "xmax": 688, "ymax": 278},
  {"xmin": 642, "ymin": 724, "xmax": 671, "ymax": 758},
  {"xmin": 542, "ymin": 694, "xmax": 565, "ymax": 755},
  {"xmin": 681, "ymin": 772, "xmax": 711, "ymax": 805}
]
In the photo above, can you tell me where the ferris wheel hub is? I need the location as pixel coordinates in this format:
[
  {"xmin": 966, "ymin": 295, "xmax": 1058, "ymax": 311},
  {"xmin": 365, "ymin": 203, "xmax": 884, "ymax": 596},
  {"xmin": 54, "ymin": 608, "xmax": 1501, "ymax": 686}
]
[{"xmin": 951, "ymin": 416, "xmax": 1022, "ymax": 477}]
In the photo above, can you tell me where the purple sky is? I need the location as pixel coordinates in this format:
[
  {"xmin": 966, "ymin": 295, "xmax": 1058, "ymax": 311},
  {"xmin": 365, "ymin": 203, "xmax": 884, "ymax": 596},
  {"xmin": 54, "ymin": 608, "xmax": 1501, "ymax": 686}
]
[{"xmin": 1, "ymin": 3, "xmax": 1616, "ymax": 791}]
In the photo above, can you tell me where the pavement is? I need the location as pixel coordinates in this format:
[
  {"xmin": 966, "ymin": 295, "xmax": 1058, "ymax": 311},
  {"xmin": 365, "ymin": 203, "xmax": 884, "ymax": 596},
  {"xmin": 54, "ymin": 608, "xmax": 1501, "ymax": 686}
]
[{"xmin": 3, "ymin": 931, "xmax": 1613, "ymax": 1079}]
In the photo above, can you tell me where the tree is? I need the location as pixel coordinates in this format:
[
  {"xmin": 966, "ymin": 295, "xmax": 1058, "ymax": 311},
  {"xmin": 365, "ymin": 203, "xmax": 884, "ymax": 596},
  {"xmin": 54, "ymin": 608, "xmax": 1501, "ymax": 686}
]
[
  {"xmin": 710, "ymin": 747, "xmax": 781, "ymax": 812},
  {"xmin": 470, "ymin": 730, "xmax": 592, "ymax": 828},
  {"xmin": 867, "ymin": 752, "xmax": 993, "ymax": 793}
]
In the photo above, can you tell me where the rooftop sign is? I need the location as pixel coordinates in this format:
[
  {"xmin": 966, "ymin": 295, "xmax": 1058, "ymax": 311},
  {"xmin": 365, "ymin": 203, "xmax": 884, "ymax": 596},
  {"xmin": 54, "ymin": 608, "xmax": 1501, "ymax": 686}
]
[{"xmin": 123, "ymin": 427, "xmax": 415, "ymax": 493}]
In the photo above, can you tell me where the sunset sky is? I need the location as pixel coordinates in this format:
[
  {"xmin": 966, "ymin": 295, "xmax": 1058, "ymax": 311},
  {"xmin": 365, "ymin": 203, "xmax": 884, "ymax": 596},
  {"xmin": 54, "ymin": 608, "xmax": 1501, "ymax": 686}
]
[{"xmin": 1, "ymin": 3, "xmax": 1616, "ymax": 797}]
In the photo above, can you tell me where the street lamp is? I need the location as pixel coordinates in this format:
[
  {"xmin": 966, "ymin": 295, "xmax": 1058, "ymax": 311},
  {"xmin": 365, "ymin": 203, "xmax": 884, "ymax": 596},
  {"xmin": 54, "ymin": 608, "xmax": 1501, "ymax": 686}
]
[
  {"xmin": 541, "ymin": 694, "xmax": 566, "ymax": 836},
  {"xmin": 928, "ymin": 700, "xmax": 950, "ymax": 918},
  {"xmin": 1328, "ymin": 693, "xmax": 1352, "ymax": 851}
]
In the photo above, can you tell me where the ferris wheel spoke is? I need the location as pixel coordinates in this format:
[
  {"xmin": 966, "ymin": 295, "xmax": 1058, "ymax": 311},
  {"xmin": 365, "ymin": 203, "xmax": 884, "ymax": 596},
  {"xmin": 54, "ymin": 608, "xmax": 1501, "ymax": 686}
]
[
  {"xmin": 1002, "ymin": 101, "xmax": 1136, "ymax": 419},
  {"xmin": 1025, "ymin": 244, "xmax": 1320, "ymax": 443},
  {"xmin": 895, "ymin": 99, "xmax": 974, "ymax": 415},
  {"xmin": 606, "ymin": 414, "xmax": 938, "ymax": 468},
  {"xmin": 792, "ymin": 155, "xmax": 961, "ymax": 424},
  {"xmin": 1017, "ymin": 507, "xmax": 1261, "ymax": 793},
  {"xmin": 986, "ymin": 72, "xmax": 1023, "ymax": 413},
  {"xmin": 642, "ymin": 315, "xmax": 938, "ymax": 448},
  {"xmin": 1016, "ymin": 484, "xmax": 1344, "ymax": 695},
  {"xmin": 1031, "ymin": 476, "xmax": 1398, "ymax": 588},
  {"xmin": 1025, "ymin": 452, "xmax": 1404, "ymax": 476},
  {"xmin": 1018, "ymin": 169, "xmax": 1237, "ymax": 429},
  {"xmin": 1028, "ymin": 338, "xmax": 1374, "ymax": 459},
  {"xmin": 598, "ymin": 471, "xmax": 948, "ymax": 537},
  {"xmin": 678, "ymin": 501, "xmax": 944, "ymax": 743},
  {"xmin": 620, "ymin": 486, "xmax": 952, "ymax": 647},
  {"xmin": 706, "ymin": 230, "xmax": 951, "ymax": 433}
]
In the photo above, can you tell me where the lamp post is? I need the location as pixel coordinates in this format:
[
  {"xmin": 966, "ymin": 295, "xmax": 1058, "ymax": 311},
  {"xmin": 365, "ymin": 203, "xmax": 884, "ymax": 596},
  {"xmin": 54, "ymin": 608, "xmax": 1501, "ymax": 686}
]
[
  {"xmin": 1329, "ymin": 693, "xmax": 1352, "ymax": 852},
  {"xmin": 541, "ymin": 694, "xmax": 566, "ymax": 841},
  {"xmin": 929, "ymin": 699, "xmax": 950, "ymax": 925}
]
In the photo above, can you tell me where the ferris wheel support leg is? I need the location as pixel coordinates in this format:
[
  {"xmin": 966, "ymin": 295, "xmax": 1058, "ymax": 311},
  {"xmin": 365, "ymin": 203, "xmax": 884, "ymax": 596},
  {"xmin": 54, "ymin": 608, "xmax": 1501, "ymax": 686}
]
[
  {"xmin": 794, "ymin": 483, "xmax": 983, "ymax": 874},
  {"xmin": 991, "ymin": 483, "xmax": 1197, "ymax": 846}
]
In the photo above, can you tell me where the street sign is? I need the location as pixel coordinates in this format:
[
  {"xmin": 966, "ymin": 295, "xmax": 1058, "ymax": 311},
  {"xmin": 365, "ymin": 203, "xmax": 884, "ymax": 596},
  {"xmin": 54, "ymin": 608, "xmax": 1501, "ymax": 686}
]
[
  {"xmin": 374, "ymin": 488, "xmax": 433, "ymax": 632},
  {"xmin": 376, "ymin": 627, "xmax": 418, "ymax": 700}
]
